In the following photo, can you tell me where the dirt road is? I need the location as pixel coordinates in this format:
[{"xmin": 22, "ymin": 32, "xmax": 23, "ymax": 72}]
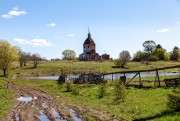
[{"xmin": 2, "ymin": 83, "xmax": 127, "ymax": 121}]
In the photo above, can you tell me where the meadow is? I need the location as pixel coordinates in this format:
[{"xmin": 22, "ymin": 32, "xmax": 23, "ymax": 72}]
[
  {"xmin": 12, "ymin": 78, "xmax": 180, "ymax": 121},
  {"xmin": 4, "ymin": 60, "xmax": 180, "ymax": 77},
  {"xmin": 0, "ymin": 61, "xmax": 179, "ymax": 120}
]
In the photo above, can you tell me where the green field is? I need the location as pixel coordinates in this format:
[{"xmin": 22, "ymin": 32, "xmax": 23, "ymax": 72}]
[
  {"xmin": 12, "ymin": 78, "xmax": 180, "ymax": 121},
  {"xmin": 4, "ymin": 60, "xmax": 180, "ymax": 77},
  {"xmin": 0, "ymin": 78, "xmax": 14, "ymax": 119},
  {"xmin": 0, "ymin": 61, "xmax": 180, "ymax": 120}
]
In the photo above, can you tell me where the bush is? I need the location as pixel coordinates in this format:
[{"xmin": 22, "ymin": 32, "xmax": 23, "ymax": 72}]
[
  {"xmin": 72, "ymin": 86, "xmax": 80, "ymax": 95},
  {"xmin": 98, "ymin": 83, "xmax": 106, "ymax": 98},
  {"xmin": 113, "ymin": 81, "xmax": 126, "ymax": 104},
  {"xmin": 164, "ymin": 54, "xmax": 170, "ymax": 61},
  {"xmin": 65, "ymin": 82, "xmax": 72, "ymax": 92},
  {"xmin": 149, "ymin": 55, "xmax": 159, "ymax": 61},
  {"xmin": 167, "ymin": 89, "xmax": 180, "ymax": 111}
]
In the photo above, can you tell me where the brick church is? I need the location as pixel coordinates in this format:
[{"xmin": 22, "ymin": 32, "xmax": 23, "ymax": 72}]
[{"xmin": 79, "ymin": 30, "xmax": 110, "ymax": 61}]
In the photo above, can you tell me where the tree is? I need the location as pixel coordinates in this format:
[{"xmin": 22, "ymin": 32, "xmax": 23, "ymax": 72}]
[
  {"xmin": 143, "ymin": 40, "xmax": 156, "ymax": 64},
  {"xmin": 31, "ymin": 54, "xmax": 41, "ymax": 68},
  {"xmin": 153, "ymin": 44, "xmax": 169, "ymax": 61},
  {"xmin": 114, "ymin": 50, "xmax": 131, "ymax": 68},
  {"xmin": 62, "ymin": 49, "xmax": 76, "ymax": 60},
  {"xmin": 0, "ymin": 40, "xmax": 19, "ymax": 77},
  {"xmin": 132, "ymin": 51, "xmax": 146, "ymax": 62},
  {"xmin": 19, "ymin": 52, "xmax": 31, "ymax": 67},
  {"xmin": 170, "ymin": 46, "xmax": 180, "ymax": 61}
]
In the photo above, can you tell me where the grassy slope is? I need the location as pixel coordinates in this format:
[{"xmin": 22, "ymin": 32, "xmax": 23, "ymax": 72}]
[
  {"xmin": 0, "ymin": 78, "xmax": 14, "ymax": 119},
  {"xmin": 5, "ymin": 61, "xmax": 180, "ymax": 77},
  {"xmin": 13, "ymin": 79, "xmax": 180, "ymax": 121}
]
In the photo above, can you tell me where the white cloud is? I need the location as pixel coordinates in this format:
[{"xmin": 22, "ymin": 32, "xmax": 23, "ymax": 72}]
[
  {"xmin": 67, "ymin": 34, "xmax": 75, "ymax": 37},
  {"xmin": 1, "ymin": 7, "xmax": 27, "ymax": 19},
  {"xmin": 1, "ymin": 14, "xmax": 12, "ymax": 19},
  {"xmin": 30, "ymin": 39, "xmax": 53, "ymax": 46},
  {"xmin": 47, "ymin": 23, "xmax": 56, "ymax": 27},
  {"xmin": 156, "ymin": 28, "xmax": 171, "ymax": 33},
  {"xmin": 14, "ymin": 38, "xmax": 28, "ymax": 44},
  {"xmin": 14, "ymin": 38, "xmax": 53, "ymax": 46}
]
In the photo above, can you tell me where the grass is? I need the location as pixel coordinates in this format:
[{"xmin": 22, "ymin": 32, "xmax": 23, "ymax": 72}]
[
  {"xmin": 1, "ymin": 60, "xmax": 180, "ymax": 77},
  {"xmin": 12, "ymin": 77, "xmax": 180, "ymax": 121},
  {"xmin": 0, "ymin": 78, "xmax": 14, "ymax": 119}
]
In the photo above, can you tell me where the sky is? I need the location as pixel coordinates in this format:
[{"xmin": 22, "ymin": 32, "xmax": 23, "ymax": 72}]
[{"xmin": 0, "ymin": 0, "xmax": 180, "ymax": 60}]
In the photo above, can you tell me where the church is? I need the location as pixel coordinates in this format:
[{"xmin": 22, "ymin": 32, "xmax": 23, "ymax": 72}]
[{"xmin": 79, "ymin": 30, "xmax": 110, "ymax": 61}]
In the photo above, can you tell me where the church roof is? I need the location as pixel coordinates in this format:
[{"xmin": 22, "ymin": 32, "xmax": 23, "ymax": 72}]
[{"xmin": 84, "ymin": 32, "xmax": 95, "ymax": 44}]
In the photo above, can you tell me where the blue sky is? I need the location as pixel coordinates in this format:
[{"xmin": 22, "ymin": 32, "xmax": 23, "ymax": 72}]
[{"xmin": 0, "ymin": 0, "xmax": 180, "ymax": 59}]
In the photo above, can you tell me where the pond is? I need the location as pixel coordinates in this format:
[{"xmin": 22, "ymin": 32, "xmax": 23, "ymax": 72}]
[{"xmin": 28, "ymin": 71, "xmax": 179, "ymax": 80}]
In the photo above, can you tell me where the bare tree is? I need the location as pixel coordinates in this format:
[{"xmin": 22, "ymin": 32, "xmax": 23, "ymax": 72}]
[{"xmin": 31, "ymin": 54, "xmax": 41, "ymax": 68}]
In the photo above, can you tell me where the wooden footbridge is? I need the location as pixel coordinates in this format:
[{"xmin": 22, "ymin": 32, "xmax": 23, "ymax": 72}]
[{"xmin": 101, "ymin": 65, "xmax": 180, "ymax": 88}]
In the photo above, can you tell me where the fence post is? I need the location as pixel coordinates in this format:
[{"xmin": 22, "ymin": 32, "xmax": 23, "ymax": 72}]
[
  {"xmin": 139, "ymin": 72, "xmax": 142, "ymax": 87},
  {"xmin": 156, "ymin": 68, "xmax": 161, "ymax": 87}
]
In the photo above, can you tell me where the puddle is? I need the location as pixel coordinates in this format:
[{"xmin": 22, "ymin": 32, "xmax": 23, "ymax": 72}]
[
  {"xmin": 52, "ymin": 108, "xmax": 67, "ymax": 121},
  {"xmin": 17, "ymin": 96, "xmax": 33, "ymax": 102},
  {"xmin": 69, "ymin": 108, "xmax": 82, "ymax": 121},
  {"xmin": 15, "ymin": 114, "xmax": 20, "ymax": 121},
  {"xmin": 38, "ymin": 110, "xmax": 51, "ymax": 121},
  {"xmin": 17, "ymin": 96, "xmax": 38, "ymax": 103}
]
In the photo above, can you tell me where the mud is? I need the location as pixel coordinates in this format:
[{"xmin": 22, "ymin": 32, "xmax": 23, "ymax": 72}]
[{"xmin": 2, "ymin": 83, "xmax": 127, "ymax": 121}]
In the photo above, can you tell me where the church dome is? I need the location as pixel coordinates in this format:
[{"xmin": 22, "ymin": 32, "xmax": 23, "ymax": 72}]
[{"xmin": 83, "ymin": 32, "xmax": 95, "ymax": 44}]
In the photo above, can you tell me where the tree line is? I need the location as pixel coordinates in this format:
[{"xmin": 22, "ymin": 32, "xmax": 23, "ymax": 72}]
[
  {"xmin": 0, "ymin": 40, "xmax": 43, "ymax": 77},
  {"xmin": 0, "ymin": 39, "xmax": 180, "ymax": 76},
  {"xmin": 114, "ymin": 40, "xmax": 180, "ymax": 68}
]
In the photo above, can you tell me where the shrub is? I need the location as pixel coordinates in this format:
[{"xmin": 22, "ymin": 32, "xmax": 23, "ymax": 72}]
[
  {"xmin": 98, "ymin": 83, "xmax": 106, "ymax": 98},
  {"xmin": 65, "ymin": 82, "xmax": 72, "ymax": 92},
  {"xmin": 72, "ymin": 86, "xmax": 80, "ymax": 95},
  {"xmin": 164, "ymin": 54, "xmax": 170, "ymax": 61},
  {"xmin": 167, "ymin": 89, "xmax": 180, "ymax": 111},
  {"xmin": 149, "ymin": 55, "xmax": 159, "ymax": 61},
  {"xmin": 113, "ymin": 81, "xmax": 126, "ymax": 104}
]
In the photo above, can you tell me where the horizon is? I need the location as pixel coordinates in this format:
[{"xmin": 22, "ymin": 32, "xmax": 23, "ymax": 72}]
[{"xmin": 0, "ymin": 0, "xmax": 180, "ymax": 60}]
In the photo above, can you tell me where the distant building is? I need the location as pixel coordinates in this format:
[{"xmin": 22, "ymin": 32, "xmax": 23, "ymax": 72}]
[
  {"xmin": 101, "ymin": 53, "xmax": 110, "ymax": 60},
  {"xmin": 79, "ymin": 29, "xmax": 110, "ymax": 61}
]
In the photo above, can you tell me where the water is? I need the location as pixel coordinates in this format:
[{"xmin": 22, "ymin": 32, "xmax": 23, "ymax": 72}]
[
  {"xmin": 69, "ymin": 108, "xmax": 82, "ymax": 121},
  {"xmin": 52, "ymin": 108, "xmax": 67, "ymax": 121},
  {"xmin": 38, "ymin": 110, "xmax": 51, "ymax": 121},
  {"xmin": 28, "ymin": 72, "xmax": 179, "ymax": 80},
  {"xmin": 17, "ymin": 97, "xmax": 33, "ymax": 102}
]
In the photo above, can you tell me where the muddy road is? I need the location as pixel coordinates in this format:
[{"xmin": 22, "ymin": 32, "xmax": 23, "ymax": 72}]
[{"xmin": 2, "ymin": 83, "xmax": 127, "ymax": 121}]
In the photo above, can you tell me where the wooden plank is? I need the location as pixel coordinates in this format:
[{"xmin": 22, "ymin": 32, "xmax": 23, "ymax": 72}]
[
  {"xmin": 125, "ymin": 72, "xmax": 139, "ymax": 85},
  {"xmin": 102, "ymin": 65, "xmax": 180, "ymax": 75},
  {"xmin": 139, "ymin": 72, "xmax": 142, "ymax": 87}
]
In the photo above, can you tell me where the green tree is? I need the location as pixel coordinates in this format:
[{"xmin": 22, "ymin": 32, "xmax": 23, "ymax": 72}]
[
  {"xmin": 143, "ymin": 40, "xmax": 156, "ymax": 64},
  {"xmin": 170, "ymin": 46, "xmax": 180, "ymax": 61},
  {"xmin": 0, "ymin": 40, "xmax": 19, "ymax": 76},
  {"xmin": 62, "ymin": 49, "xmax": 76, "ymax": 60},
  {"xmin": 132, "ymin": 51, "xmax": 146, "ymax": 62},
  {"xmin": 114, "ymin": 50, "xmax": 131, "ymax": 68},
  {"xmin": 153, "ymin": 44, "xmax": 169, "ymax": 61}
]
